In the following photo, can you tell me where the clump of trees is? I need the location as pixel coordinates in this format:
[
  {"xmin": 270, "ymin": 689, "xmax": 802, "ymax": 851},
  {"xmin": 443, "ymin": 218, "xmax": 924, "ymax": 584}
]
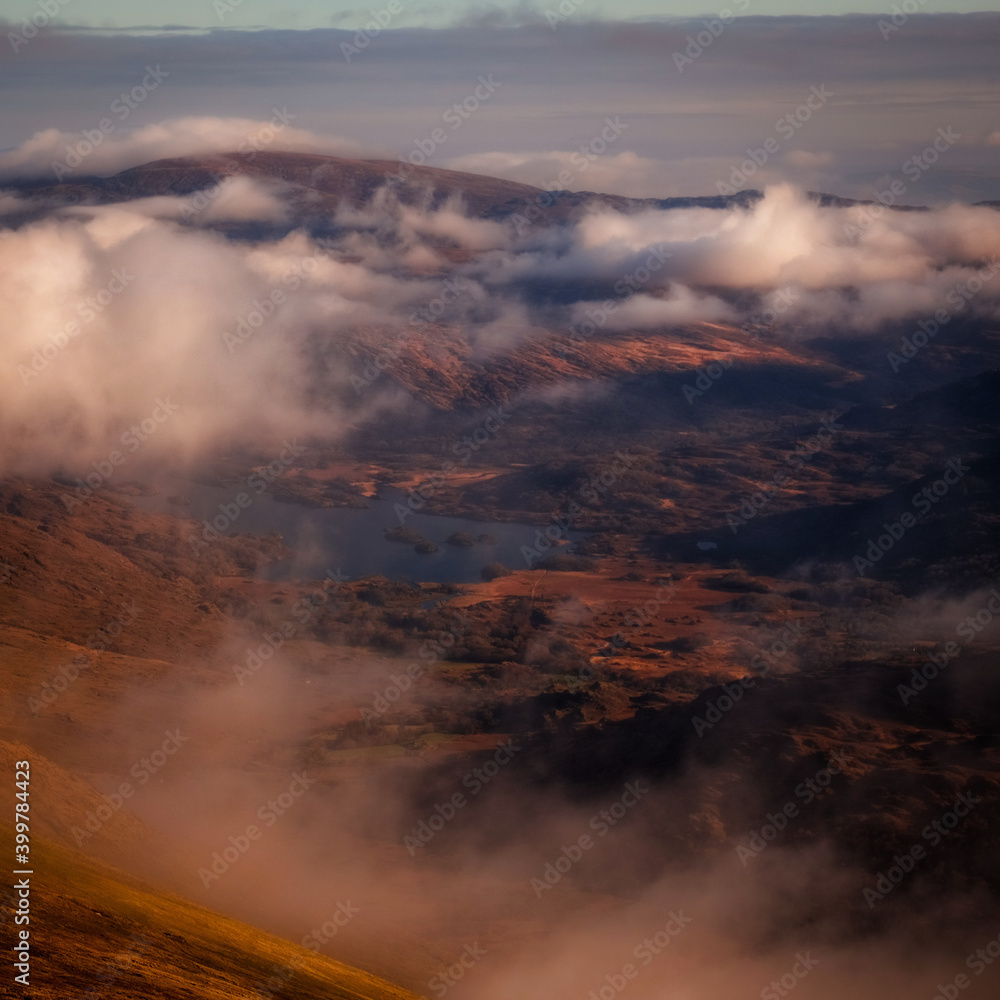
[{"xmin": 481, "ymin": 562, "xmax": 512, "ymax": 581}]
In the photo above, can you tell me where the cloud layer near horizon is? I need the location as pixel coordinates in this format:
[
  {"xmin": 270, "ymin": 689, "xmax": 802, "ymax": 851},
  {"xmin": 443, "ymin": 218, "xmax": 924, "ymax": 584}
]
[
  {"xmin": 1, "ymin": 16, "xmax": 1000, "ymax": 201},
  {"xmin": 2, "ymin": 156, "xmax": 999, "ymax": 478},
  {"xmin": 0, "ymin": 116, "xmax": 366, "ymax": 181}
]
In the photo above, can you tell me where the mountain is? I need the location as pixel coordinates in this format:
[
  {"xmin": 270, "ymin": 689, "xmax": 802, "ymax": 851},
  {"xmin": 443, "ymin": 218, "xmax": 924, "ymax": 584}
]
[
  {"xmin": 2, "ymin": 149, "xmax": 999, "ymax": 998},
  {"xmin": 1, "ymin": 151, "xmax": 889, "ymax": 233},
  {"xmin": 0, "ymin": 821, "xmax": 420, "ymax": 1000}
]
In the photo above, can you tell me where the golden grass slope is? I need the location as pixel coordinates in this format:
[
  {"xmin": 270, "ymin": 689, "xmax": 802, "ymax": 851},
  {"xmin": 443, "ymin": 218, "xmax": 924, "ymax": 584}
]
[{"xmin": 1, "ymin": 822, "xmax": 422, "ymax": 1000}]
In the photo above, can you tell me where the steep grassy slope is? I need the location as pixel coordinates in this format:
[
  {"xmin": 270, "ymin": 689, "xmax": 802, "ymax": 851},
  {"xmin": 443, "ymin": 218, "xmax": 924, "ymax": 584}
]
[{"xmin": 0, "ymin": 823, "xmax": 421, "ymax": 1000}]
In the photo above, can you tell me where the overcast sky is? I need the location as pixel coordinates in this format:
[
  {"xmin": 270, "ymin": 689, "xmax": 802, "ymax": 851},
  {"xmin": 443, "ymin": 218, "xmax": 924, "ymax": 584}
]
[
  {"xmin": 2, "ymin": 7, "xmax": 999, "ymax": 202},
  {"xmin": 3, "ymin": 0, "xmax": 1000, "ymax": 29}
]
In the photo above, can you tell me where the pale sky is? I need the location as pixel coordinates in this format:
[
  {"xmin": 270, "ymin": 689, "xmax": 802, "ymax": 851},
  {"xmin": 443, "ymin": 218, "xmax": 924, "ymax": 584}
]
[
  {"xmin": 2, "ymin": 6, "xmax": 999, "ymax": 203},
  {"xmin": 2, "ymin": 0, "xmax": 1000, "ymax": 30}
]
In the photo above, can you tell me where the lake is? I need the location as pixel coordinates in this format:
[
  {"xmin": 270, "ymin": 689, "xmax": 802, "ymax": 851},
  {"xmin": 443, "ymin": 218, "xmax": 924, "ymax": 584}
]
[{"xmin": 127, "ymin": 478, "xmax": 581, "ymax": 584}]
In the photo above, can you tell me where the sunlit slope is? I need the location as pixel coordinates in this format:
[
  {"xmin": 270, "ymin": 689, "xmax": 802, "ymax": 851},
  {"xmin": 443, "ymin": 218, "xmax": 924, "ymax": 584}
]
[{"xmin": 0, "ymin": 824, "xmax": 422, "ymax": 1000}]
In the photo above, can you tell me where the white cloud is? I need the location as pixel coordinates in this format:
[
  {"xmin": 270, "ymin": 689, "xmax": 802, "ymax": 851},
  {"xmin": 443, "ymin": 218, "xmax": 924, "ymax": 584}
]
[
  {"xmin": 0, "ymin": 117, "xmax": 366, "ymax": 181},
  {"xmin": 443, "ymin": 149, "xmax": 676, "ymax": 198},
  {"xmin": 4, "ymin": 166, "xmax": 1000, "ymax": 479},
  {"xmin": 198, "ymin": 177, "xmax": 291, "ymax": 224},
  {"xmin": 587, "ymin": 288, "xmax": 737, "ymax": 330}
]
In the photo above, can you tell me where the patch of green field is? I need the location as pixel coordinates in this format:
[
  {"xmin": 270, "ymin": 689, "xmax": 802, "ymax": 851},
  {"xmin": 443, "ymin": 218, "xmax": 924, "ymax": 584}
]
[{"xmin": 410, "ymin": 732, "xmax": 457, "ymax": 749}]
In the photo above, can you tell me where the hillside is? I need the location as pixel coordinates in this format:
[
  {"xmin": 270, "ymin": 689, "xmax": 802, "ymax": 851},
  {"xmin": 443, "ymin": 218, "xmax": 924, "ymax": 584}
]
[
  {"xmin": 0, "ymin": 151, "xmax": 865, "ymax": 233},
  {"xmin": 0, "ymin": 823, "xmax": 420, "ymax": 1000}
]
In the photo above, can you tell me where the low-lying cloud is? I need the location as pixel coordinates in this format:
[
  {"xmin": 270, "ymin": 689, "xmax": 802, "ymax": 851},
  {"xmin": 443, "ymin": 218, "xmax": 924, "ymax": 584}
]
[
  {"xmin": 2, "ymin": 137, "xmax": 999, "ymax": 480},
  {"xmin": 0, "ymin": 115, "xmax": 366, "ymax": 181}
]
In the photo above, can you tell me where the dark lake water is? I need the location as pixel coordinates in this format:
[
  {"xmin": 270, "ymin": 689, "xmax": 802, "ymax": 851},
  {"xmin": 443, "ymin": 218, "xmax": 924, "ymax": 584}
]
[{"xmin": 128, "ymin": 477, "xmax": 581, "ymax": 584}]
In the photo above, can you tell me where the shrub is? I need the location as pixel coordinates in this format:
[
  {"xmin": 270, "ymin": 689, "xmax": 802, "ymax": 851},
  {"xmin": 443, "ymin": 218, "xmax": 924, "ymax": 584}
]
[
  {"xmin": 537, "ymin": 553, "xmax": 596, "ymax": 572},
  {"xmin": 385, "ymin": 526, "xmax": 425, "ymax": 544},
  {"xmin": 481, "ymin": 562, "xmax": 513, "ymax": 581},
  {"xmin": 710, "ymin": 571, "xmax": 771, "ymax": 593}
]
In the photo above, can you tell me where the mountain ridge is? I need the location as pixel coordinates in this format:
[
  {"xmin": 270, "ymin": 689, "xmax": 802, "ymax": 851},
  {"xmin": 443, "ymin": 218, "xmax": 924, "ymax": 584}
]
[{"xmin": 0, "ymin": 150, "xmax": 940, "ymax": 225}]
